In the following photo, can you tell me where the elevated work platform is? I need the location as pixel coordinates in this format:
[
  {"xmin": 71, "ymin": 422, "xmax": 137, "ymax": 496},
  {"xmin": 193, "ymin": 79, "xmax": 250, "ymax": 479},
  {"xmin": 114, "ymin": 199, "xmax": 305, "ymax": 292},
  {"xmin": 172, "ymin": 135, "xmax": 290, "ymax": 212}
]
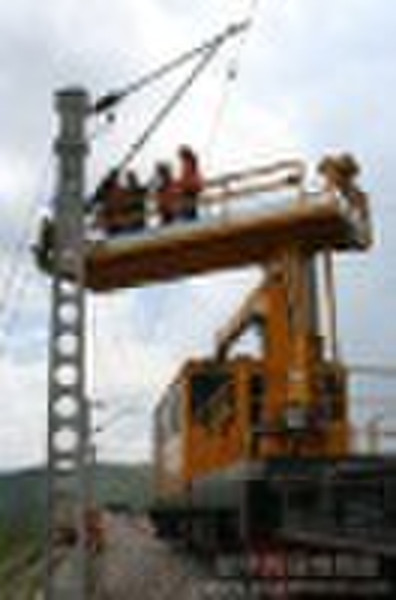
[
  {"xmin": 85, "ymin": 192, "xmax": 370, "ymax": 292},
  {"xmin": 36, "ymin": 159, "xmax": 372, "ymax": 292}
]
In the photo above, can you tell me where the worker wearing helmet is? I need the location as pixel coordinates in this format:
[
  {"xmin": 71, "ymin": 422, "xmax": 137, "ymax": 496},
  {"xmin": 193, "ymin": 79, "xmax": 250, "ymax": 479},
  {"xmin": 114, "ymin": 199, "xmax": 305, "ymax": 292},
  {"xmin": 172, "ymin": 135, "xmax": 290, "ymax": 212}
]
[{"xmin": 175, "ymin": 145, "xmax": 203, "ymax": 220}]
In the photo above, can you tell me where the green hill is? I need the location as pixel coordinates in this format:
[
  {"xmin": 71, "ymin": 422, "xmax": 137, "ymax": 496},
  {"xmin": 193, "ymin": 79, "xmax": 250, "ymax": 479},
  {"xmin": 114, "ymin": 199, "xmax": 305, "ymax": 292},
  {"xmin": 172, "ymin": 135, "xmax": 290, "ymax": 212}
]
[
  {"xmin": 0, "ymin": 462, "xmax": 153, "ymax": 562},
  {"xmin": 0, "ymin": 468, "xmax": 45, "ymax": 560},
  {"xmin": 93, "ymin": 462, "xmax": 153, "ymax": 512}
]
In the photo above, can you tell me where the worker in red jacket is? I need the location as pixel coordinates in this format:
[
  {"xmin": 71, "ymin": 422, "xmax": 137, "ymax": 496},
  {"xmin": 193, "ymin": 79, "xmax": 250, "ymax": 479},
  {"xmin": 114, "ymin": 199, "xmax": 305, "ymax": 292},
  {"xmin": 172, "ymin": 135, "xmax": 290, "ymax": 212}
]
[{"xmin": 175, "ymin": 145, "xmax": 204, "ymax": 220}]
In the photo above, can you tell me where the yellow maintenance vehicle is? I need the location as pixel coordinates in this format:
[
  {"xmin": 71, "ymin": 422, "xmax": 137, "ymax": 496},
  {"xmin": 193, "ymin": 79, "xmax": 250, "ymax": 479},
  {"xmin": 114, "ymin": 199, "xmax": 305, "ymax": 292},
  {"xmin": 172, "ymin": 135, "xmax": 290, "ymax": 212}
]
[{"xmin": 145, "ymin": 154, "xmax": 396, "ymax": 555}]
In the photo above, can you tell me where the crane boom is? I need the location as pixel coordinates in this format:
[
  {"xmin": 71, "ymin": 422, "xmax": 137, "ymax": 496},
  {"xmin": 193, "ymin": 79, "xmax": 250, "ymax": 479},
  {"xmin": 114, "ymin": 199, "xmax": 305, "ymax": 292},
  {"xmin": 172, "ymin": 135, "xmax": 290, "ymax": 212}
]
[{"xmin": 90, "ymin": 20, "xmax": 250, "ymax": 115}]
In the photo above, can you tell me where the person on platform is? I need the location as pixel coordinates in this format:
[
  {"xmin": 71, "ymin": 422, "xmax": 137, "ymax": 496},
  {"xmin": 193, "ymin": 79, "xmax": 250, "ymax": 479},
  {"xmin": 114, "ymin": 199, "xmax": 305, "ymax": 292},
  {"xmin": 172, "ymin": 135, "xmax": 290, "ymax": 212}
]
[
  {"xmin": 175, "ymin": 145, "xmax": 204, "ymax": 221},
  {"xmin": 90, "ymin": 168, "xmax": 119, "ymax": 209},
  {"xmin": 90, "ymin": 168, "xmax": 122, "ymax": 234},
  {"xmin": 152, "ymin": 162, "xmax": 177, "ymax": 225},
  {"xmin": 318, "ymin": 153, "xmax": 370, "ymax": 221},
  {"xmin": 125, "ymin": 169, "xmax": 147, "ymax": 232},
  {"xmin": 92, "ymin": 168, "xmax": 147, "ymax": 235}
]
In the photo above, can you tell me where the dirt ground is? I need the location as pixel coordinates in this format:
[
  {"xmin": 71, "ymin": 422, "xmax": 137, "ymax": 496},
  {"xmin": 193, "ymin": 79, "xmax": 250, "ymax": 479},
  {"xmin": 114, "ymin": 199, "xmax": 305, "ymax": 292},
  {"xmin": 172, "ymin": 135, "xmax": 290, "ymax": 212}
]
[
  {"xmin": 92, "ymin": 514, "xmax": 221, "ymax": 600},
  {"xmin": 41, "ymin": 514, "xmax": 269, "ymax": 599}
]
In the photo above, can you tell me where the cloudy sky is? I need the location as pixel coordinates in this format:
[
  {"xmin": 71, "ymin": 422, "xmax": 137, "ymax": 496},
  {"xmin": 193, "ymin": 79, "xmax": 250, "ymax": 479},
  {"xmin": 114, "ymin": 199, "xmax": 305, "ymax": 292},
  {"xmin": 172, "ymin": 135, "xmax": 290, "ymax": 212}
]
[{"xmin": 0, "ymin": 0, "xmax": 395, "ymax": 470}]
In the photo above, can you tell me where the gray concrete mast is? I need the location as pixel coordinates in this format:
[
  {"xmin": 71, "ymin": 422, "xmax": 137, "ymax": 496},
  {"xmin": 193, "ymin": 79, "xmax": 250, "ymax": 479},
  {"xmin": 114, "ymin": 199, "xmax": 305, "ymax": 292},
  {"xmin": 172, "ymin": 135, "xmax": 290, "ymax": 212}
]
[{"xmin": 45, "ymin": 88, "xmax": 89, "ymax": 599}]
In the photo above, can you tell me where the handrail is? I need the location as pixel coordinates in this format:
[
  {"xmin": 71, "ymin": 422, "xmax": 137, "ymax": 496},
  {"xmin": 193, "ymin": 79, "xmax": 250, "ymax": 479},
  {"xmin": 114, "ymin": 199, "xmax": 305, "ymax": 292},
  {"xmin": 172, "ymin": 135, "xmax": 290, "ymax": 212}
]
[
  {"xmin": 88, "ymin": 159, "xmax": 310, "ymax": 237},
  {"xmin": 204, "ymin": 159, "xmax": 307, "ymax": 188},
  {"xmin": 199, "ymin": 175, "xmax": 303, "ymax": 208},
  {"xmin": 200, "ymin": 159, "xmax": 306, "ymax": 207}
]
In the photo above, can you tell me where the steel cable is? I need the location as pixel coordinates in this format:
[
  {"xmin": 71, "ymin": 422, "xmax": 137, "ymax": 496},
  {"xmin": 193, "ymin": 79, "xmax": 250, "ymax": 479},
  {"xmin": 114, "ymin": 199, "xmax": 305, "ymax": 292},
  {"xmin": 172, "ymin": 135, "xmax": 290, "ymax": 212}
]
[{"xmin": 205, "ymin": 0, "xmax": 262, "ymax": 166}]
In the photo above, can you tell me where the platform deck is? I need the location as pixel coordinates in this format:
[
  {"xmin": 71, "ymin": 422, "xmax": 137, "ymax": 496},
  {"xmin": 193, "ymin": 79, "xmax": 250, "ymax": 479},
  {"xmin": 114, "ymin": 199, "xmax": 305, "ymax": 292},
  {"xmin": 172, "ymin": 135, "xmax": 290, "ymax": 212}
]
[{"xmin": 84, "ymin": 192, "xmax": 370, "ymax": 292}]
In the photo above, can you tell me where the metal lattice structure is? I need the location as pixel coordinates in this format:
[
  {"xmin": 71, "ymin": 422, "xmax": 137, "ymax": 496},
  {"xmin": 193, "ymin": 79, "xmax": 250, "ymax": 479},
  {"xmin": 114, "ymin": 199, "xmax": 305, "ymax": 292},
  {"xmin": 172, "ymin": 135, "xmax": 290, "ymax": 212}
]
[{"xmin": 45, "ymin": 88, "xmax": 89, "ymax": 599}]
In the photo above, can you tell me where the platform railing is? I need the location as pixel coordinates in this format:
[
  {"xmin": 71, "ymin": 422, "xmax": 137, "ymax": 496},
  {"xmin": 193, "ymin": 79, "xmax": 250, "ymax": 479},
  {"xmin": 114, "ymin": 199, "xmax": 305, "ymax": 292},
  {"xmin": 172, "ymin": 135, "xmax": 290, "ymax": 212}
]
[
  {"xmin": 87, "ymin": 159, "xmax": 309, "ymax": 240},
  {"xmin": 85, "ymin": 156, "xmax": 372, "ymax": 251},
  {"xmin": 199, "ymin": 159, "xmax": 307, "ymax": 209}
]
